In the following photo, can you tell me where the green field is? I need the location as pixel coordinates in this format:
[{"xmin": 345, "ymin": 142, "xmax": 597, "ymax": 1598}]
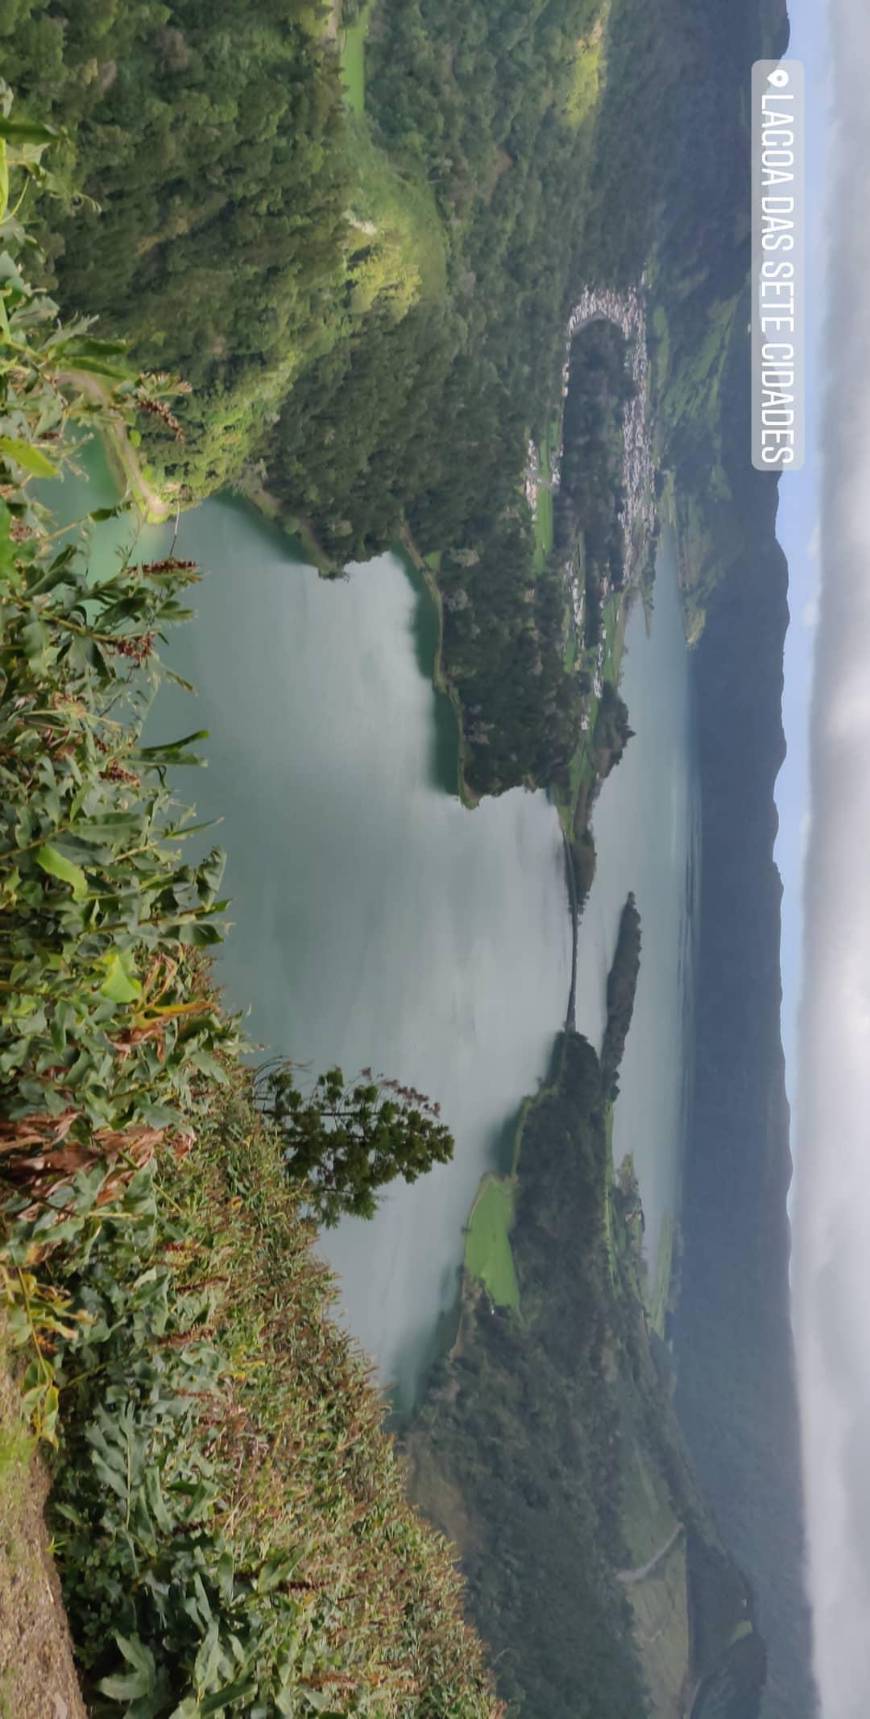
[
  {"xmin": 533, "ymin": 480, "xmax": 554, "ymax": 571},
  {"xmin": 648, "ymin": 1213, "xmax": 675, "ymax": 1338},
  {"xmin": 532, "ymin": 413, "xmax": 561, "ymax": 571},
  {"xmin": 626, "ymin": 1539, "xmax": 690, "ymax": 1719},
  {"xmin": 565, "ymin": 8, "xmax": 609, "ymax": 129},
  {"xmin": 465, "ymin": 1175, "xmax": 520, "ymax": 1309},
  {"xmin": 341, "ymin": 1, "xmax": 372, "ymax": 114},
  {"xmin": 343, "ymin": 115, "xmax": 448, "ymax": 308}
]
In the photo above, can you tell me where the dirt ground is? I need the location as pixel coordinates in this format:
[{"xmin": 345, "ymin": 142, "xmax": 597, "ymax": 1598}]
[{"xmin": 0, "ymin": 1338, "xmax": 86, "ymax": 1719}]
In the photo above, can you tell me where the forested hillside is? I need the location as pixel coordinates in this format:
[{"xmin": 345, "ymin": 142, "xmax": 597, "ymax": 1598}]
[
  {"xmin": 2, "ymin": 0, "xmax": 792, "ymax": 809},
  {"xmin": 674, "ymin": 322, "xmax": 817, "ymax": 1719},
  {"xmin": 3, "ymin": 0, "xmax": 611, "ymax": 802},
  {"xmin": 3, "ymin": 0, "xmax": 350, "ymax": 493},
  {"xmin": 408, "ymin": 1024, "xmax": 767, "ymax": 1719}
]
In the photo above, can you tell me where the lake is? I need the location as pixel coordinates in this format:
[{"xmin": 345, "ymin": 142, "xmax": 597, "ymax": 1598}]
[
  {"xmin": 574, "ymin": 538, "xmax": 699, "ymax": 1279},
  {"xmin": 55, "ymin": 457, "xmax": 696, "ymax": 1400}
]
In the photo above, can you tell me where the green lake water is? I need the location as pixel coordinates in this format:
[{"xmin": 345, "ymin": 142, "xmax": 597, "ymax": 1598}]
[
  {"xmin": 54, "ymin": 455, "xmax": 696, "ymax": 1403},
  {"xmin": 573, "ymin": 532, "xmax": 699, "ymax": 1279}
]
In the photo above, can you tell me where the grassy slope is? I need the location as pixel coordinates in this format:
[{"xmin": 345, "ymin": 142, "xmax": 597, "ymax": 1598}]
[
  {"xmin": 464, "ymin": 1177, "xmax": 519, "ymax": 1311},
  {"xmin": 341, "ymin": 1, "xmax": 372, "ymax": 114},
  {"xmin": 411, "ymin": 1001, "xmax": 764, "ymax": 1719},
  {"xmin": 406, "ymin": 1033, "xmax": 690, "ymax": 1716},
  {"xmin": 52, "ymin": 1081, "xmax": 500, "ymax": 1713}
]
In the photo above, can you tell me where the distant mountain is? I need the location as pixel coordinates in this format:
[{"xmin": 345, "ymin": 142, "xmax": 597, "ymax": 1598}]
[{"xmin": 673, "ymin": 315, "xmax": 819, "ymax": 1718}]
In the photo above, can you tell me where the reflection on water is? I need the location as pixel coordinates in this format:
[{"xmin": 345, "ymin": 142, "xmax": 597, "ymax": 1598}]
[
  {"xmin": 573, "ymin": 532, "xmax": 699, "ymax": 1270},
  {"xmin": 144, "ymin": 497, "xmax": 572, "ymax": 1410}
]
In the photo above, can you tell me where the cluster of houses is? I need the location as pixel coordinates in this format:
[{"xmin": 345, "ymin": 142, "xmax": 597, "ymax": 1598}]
[
  {"xmin": 556, "ymin": 280, "xmax": 657, "ymax": 583},
  {"xmin": 524, "ymin": 282, "xmax": 658, "ymax": 688}
]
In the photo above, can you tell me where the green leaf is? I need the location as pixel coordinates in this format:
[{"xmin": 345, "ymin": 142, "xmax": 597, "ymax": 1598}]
[
  {"xmin": 200, "ymin": 1682, "xmax": 257, "ymax": 1715},
  {"xmin": 135, "ymin": 731, "xmax": 209, "ymax": 769},
  {"xmin": 20, "ymin": 618, "xmax": 49, "ymax": 661},
  {"xmin": 0, "ymin": 435, "xmax": 58, "ymax": 478},
  {"xmin": 99, "ymin": 1634, "xmax": 157, "ymax": 1703},
  {"xmin": 173, "ymin": 921, "xmax": 223, "ymax": 948},
  {"xmin": 0, "ymin": 250, "xmax": 25, "ymax": 289},
  {"xmin": 99, "ymin": 951, "xmax": 142, "ymax": 1004},
  {"xmin": 39, "ymin": 1384, "xmax": 59, "ymax": 1445},
  {"xmin": 69, "ymin": 813, "xmax": 142, "ymax": 846},
  {"xmin": 196, "ymin": 848, "xmax": 226, "ymax": 905},
  {"xmin": 66, "ymin": 354, "xmax": 133, "ymax": 381},
  {"xmin": 63, "ymin": 335, "xmax": 129, "ymax": 360},
  {"xmin": 35, "ymin": 844, "xmax": 87, "ymax": 901},
  {"xmin": 0, "ymin": 117, "xmax": 58, "ymax": 145},
  {"xmin": 193, "ymin": 1618, "xmax": 221, "ymax": 1690}
]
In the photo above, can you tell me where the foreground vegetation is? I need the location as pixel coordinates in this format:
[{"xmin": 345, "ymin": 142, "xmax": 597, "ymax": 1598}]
[{"xmin": 0, "ymin": 158, "xmax": 500, "ymax": 1717}]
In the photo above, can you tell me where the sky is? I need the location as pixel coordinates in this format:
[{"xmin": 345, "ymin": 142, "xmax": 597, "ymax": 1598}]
[{"xmin": 784, "ymin": 2, "xmax": 870, "ymax": 1715}]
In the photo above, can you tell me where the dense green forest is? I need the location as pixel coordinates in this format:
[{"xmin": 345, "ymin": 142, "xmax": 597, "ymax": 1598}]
[
  {"xmin": 674, "ymin": 318, "xmax": 817, "ymax": 1719},
  {"xmin": 2, "ymin": 1, "xmax": 351, "ymax": 493},
  {"xmin": 406, "ymin": 1023, "xmax": 766, "ymax": 1719},
  {"xmin": 2, "ymin": 0, "xmax": 612, "ymax": 801},
  {"xmin": 1, "ymin": 0, "xmax": 795, "ymax": 809},
  {"xmin": 601, "ymin": 892, "xmax": 641, "ymax": 1095}
]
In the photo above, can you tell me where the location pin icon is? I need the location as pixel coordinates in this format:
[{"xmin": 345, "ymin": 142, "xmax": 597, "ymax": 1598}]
[{"xmin": 768, "ymin": 67, "xmax": 790, "ymax": 88}]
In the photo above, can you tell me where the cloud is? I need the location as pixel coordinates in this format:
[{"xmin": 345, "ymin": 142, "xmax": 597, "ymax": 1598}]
[{"xmin": 793, "ymin": 4, "xmax": 870, "ymax": 1713}]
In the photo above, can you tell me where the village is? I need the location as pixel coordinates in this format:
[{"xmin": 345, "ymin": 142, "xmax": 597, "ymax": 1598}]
[{"xmin": 525, "ymin": 281, "xmax": 658, "ymax": 699}]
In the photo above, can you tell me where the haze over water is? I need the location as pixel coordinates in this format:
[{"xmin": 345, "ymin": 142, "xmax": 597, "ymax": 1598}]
[
  {"xmin": 58, "ymin": 458, "xmax": 697, "ymax": 1403},
  {"xmin": 148, "ymin": 496, "xmax": 573, "ymax": 1405},
  {"xmin": 574, "ymin": 533, "xmax": 699, "ymax": 1273}
]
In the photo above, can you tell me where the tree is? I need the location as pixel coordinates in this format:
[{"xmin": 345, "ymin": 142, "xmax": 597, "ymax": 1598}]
[{"xmin": 258, "ymin": 1064, "xmax": 455, "ymax": 1225}]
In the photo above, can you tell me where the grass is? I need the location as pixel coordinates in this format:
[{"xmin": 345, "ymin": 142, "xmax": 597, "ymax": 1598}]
[
  {"xmin": 602, "ymin": 592, "xmax": 627, "ymax": 683},
  {"xmin": 659, "ymin": 296, "xmax": 736, "ymax": 445},
  {"xmin": 532, "ymin": 413, "xmax": 561, "ymax": 572},
  {"xmin": 617, "ymin": 1407, "xmax": 689, "ymax": 1718},
  {"xmin": 533, "ymin": 481, "xmax": 554, "ymax": 571},
  {"xmin": 620, "ymin": 1437, "xmax": 680, "ymax": 1570},
  {"xmin": 464, "ymin": 1176, "xmax": 520, "ymax": 1310},
  {"xmin": 343, "ymin": 115, "xmax": 448, "ymax": 310},
  {"xmin": 648, "ymin": 1212, "xmax": 675, "ymax": 1338},
  {"xmin": 341, "ymin": 0, "xmax": 373, "ymax": 114},
  {"xmin": 625, "ymin": 1538, "xmax": 690, "ymax": 1719},
  {"xmin": 565, "ymin": 7, "xmax": 610, "ymax": 129}
]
